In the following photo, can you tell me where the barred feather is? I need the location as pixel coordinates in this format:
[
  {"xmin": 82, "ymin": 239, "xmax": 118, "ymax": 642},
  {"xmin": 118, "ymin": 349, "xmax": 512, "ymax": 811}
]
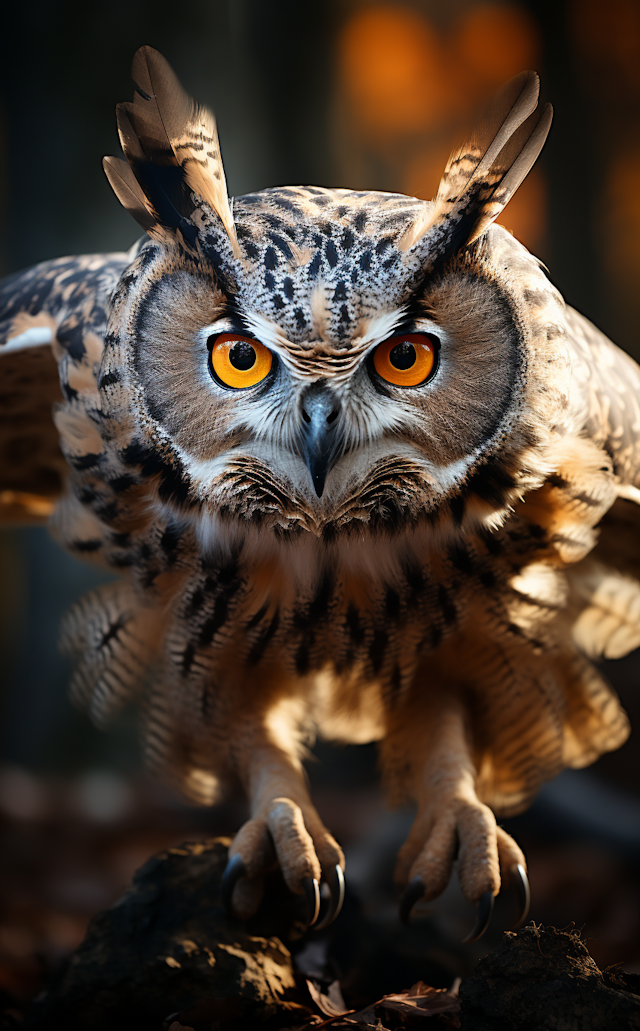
[
  {"xmin": 142, "ymin": 684, "xmax": 221, "ymax": 805},
  {"xmin": 61, "ymin": 582, "xmax": 158, "ymax": 727}
]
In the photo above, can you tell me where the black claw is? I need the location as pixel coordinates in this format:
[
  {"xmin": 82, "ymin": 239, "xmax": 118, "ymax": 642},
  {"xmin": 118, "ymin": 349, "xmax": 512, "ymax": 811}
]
[
  {"xmin": 399, "ymin": 876, "xmax": 426, "ymax": 925},
  {"xmin": 303, "ymin": 877, "xmax": 321, "ymax": 927},
  {"xmin": 221, "ymin": 854, "xmax": 247, "ymax": 916},
  {"xmin": 315, "ymin": 865, "xmax": 345, "ymax": 931},
  {"xmin": 510, "ymin": 863, "xmax": 531, "ymax": 930},
  {"xmin": 463, "ymin": 889, "xmax": 495, "ymax": 943}
]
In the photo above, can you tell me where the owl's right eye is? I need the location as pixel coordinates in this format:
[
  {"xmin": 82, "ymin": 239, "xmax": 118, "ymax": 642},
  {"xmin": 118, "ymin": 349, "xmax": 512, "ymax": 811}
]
[
  {"xmin": 208, "ymin": 332, "xmax": 273, "ymax": 389},
  {"xmin": 372, "ymin": 332, "xmax": 438, "ymax": 387}
]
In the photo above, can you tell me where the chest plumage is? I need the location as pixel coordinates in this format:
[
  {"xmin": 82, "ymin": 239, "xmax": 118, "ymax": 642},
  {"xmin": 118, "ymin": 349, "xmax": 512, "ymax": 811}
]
[{"xmin": 1, "ymin": 46, "xmax": 637, "ymax": 939}]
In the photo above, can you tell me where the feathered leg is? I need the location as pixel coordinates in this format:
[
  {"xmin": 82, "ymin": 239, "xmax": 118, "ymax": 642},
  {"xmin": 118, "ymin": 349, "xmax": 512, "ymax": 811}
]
[
  {"xmin": 221, "ymin": 703, "xmax": 345, "ymax": 925},
  {"xmin": 382, "ymin": 691, "xmax": 526, "ymax": 937}
]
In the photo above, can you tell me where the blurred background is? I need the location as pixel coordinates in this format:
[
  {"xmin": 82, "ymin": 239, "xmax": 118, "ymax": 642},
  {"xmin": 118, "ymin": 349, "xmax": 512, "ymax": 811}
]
[{"xmin": 1, "ymin": 0, "xmax": 640, "ymax": 1014}]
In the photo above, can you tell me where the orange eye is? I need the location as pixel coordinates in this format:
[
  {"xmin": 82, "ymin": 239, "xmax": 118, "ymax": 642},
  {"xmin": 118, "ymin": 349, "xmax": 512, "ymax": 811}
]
[
  {"xmin": 208, "ymin": 332, "xmax": 273, "ymax": 389},
  {"xmin": 372, "ymin": 333, "xmax": 437, "ymax": 387}
]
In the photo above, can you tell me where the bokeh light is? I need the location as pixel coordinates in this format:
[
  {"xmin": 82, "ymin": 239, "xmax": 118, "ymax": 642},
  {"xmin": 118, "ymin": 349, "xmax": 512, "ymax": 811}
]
[
  {"xmin": 454, "ymin": 5, "xmax": 541, "ymax": 90},
  {"xmin": 338, "ymin": 6, "xmax": 453, "ymax": 137},
  {"xmin": 336, "ymin": 3, "xmax": 545, "ymax": 251}
]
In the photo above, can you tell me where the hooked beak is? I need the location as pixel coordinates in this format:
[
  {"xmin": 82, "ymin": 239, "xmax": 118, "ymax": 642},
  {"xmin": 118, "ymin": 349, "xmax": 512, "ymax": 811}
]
[{"xmin": 299, "ymin": 387, "xmax": 341, "ymax": 498}]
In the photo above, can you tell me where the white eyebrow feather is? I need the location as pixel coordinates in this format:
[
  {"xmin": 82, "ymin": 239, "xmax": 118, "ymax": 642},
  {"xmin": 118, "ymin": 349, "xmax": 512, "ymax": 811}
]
[
  {"xmin": 238, "ymin": 310, "xmax": 296, "ymax": 361},
  {"xmin": 198, "ymin": 311, "xmax": 296, "ymax": 365},
  {"xmin": 357, "ymin": 308, "xmax": 407, "ymax": 349}
]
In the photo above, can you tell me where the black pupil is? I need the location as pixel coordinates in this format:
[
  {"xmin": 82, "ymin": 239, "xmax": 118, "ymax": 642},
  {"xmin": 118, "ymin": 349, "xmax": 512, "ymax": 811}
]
[
  {"xmin": 389, "ymin": 341, "xmax": 416, "ymax": 370},
  {"xmin": 229, "ymin": 341, "xmax": 256, "ymax": 371}
]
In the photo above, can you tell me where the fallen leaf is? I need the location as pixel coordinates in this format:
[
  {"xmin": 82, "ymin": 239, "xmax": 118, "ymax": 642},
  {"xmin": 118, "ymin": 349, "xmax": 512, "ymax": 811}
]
[
  {"xmin": 306, "ymin": 978, "xmax": 351, "ymax": 1018},
  {"xmin": 374, "ymin": 983, "xmax": 460, "ymax": 1026}
]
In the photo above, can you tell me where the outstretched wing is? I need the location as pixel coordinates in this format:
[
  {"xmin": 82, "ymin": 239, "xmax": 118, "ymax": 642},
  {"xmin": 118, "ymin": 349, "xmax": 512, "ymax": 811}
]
[
  {"xmin": 561, "ymin": 309, "xmax": 640, "ymax": 660},
  {"xmin": 0, "ymin": 250, "xmax": 133, "ymax": 523},
  {"xmin": 567, "ymin": 306, "xmax": 640, "ymax": 490}
]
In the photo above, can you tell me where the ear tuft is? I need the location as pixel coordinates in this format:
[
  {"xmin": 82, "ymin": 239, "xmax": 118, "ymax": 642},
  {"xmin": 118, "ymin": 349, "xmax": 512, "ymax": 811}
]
[
  {"xmin": 104, "ymin": 46, "xmax": 240, "ymax": 256},
  {"xmin": 400, "ymin": 71, "xmax": 552, "ymax": 259},
  {"xmin": 103, "ymin": 156, "xmax": 156, "ymax": 233}
]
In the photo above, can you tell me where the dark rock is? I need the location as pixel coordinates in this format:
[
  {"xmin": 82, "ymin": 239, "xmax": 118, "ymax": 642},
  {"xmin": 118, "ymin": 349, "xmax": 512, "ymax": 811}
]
[
  {"xmin": 26, "ymin": 838, "xmax": 307, "ymax": 1031},
  {"xmin": 459, "ymin": 924, "xmax": 640, "ymax": 1031}
]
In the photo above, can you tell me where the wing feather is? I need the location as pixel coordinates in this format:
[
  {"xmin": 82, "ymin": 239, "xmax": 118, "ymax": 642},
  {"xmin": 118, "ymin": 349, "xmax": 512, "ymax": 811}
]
[
  {"xmin": 0, "ymin": 252, "xmax": 131, "ymax": 522},
  {"xmin": 566, "ymin": 307, "xmax": 640, "ymax": 488},
  {"xmin": 561, "ymin": 313, "xmax": 640, "ymax": 660}
]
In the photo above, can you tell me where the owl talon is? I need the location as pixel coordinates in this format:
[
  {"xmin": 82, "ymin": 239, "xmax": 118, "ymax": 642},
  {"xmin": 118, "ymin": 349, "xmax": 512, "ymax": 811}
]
[
  {"xmin": 315, "ymin": 864, "xmax": 345, "ymax": 930},
  {"xmin": 399, "ymin": 875, "xmax": 426, "ymax": 924},
  {"xmin": 462, "ymin": 889, "xmax": 494, "ymax": 943},
  {"xmin": 510, "ymin": 862, "xmax": 531, "ymax": 929},
  {"xmin": 303, "ymin": 876, "xmax": 321, "ymax": 927},
  {"xmin": 221, "ymin": 853, "xmax": 247, "ymax": 917}
]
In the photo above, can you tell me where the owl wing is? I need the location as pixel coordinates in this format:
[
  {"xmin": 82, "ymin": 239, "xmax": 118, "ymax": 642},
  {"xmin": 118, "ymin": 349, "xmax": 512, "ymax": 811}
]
[
  {"xmin": 559, "ymin": 307, "xmax": 640, "ymax": 658},
  {"xmin": 0, "ymin": 249, "xmax": 134, "ymax": 524},
  {"xmin": 567, "ymin": 305, "xmax": 640, "ymax": 489}
]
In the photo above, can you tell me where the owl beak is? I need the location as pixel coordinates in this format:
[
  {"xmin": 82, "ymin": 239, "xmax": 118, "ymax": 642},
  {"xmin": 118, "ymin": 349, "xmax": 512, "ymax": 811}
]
[{"xmin": 300, "ymin": 388, "xmax": 341, "ymax": 498}]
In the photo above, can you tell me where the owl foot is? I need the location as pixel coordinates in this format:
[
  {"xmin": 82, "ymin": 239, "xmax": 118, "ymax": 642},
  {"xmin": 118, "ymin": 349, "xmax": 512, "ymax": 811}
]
[
  {"xmin": 221, "ymin": 796, "xmax": 345, "ymax": 928},
  {"xmin": 400, "ymin": 863, "xmax": 529, "ymax": 941},
  {"xmin": 462, "ymin": 888, "xmax": 494, "ymax": 943},
  {"xmin": 399, "ymin": 874, "xmax": 496, "ymax": 940},
  {"xmin": 395, "ymin": 802, "xmax": 529, "ymax": 940},
  {"xmin": 315, "ymin": 862, "xmax": 346, "ymax": 930},
  {"xmin": 510, "ymin": 861, "xmax": 531, "ymax": 929}
]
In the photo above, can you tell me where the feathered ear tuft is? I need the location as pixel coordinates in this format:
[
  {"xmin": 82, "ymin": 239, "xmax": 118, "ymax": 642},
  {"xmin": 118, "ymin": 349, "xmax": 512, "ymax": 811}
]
[
  {"xmin": 400, "ymin": 71, "xmax": 552, "ymax": 259},
  {"xmin": 103, "ymin": 46, "xmax": 240, "ymax": 256}
]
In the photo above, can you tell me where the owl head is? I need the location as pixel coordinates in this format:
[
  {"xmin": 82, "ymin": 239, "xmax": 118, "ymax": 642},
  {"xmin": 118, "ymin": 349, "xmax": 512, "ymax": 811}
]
[{"xmin": 102, "ymin": 47, "xmax": 559, "ymax": 540}]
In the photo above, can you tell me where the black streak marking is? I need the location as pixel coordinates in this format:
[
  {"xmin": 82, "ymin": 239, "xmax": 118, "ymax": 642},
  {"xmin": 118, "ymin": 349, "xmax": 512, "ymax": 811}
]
[
  {"xmin": 98, "ymin": 369, "xmax": 120, "ymax": 389},
  {"xmin": 346, "ymin": 604, "xmax": 364, "ymax": 644},
  {"xmin": 100, "ymin": 615, "xmax": 127, "ymax": 649},
  {"xmin": 370, "ymin": 629, "xmax": 388, "ymax": 673},
  {"xmin": 248, "ymin": 609, "xmax": 280, "ymax": 665},
  {"xmin": 438, "ymin": 585, "xmax": 457, "ymax": 624},
  {"xmin": 308, "ymin": 253, "xmax": 322, "ymax": 280},
  {"xmin": 325, "ymin": 240, "xmax": 338, "ymax": 268}
]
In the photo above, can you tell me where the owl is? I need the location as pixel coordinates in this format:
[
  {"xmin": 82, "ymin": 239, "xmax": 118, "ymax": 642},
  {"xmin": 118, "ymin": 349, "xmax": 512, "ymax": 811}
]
[{"xmin": 1, "ymin": 47, "xmax": 637, "ymax": 943}]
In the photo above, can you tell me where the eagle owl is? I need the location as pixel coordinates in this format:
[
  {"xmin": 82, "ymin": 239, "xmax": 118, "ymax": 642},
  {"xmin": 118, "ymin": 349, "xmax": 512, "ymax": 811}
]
[{"xmin": 1, "ymin": 47, "xmax": 637, "ymax": 941}]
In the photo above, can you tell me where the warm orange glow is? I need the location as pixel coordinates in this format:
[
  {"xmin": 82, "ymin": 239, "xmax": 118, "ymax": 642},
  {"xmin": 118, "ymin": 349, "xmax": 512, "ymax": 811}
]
[
  {"xmin": 0, "ymin": 491, "xmax": 54, "ymax": 523},
  {"xmin": 338, "ymin": 6, "xmax": 452, "ymax": 136},
  {"xmin": 373, "ymin": 334, "xmax": 436, "ymax": 387},
  {"xmin": 454, "ymin": 5, "xmax": 541, "ymax": 88},
  {"xmin": 209, "ymin": 334, "xmax": 273, "ymax": 389}
]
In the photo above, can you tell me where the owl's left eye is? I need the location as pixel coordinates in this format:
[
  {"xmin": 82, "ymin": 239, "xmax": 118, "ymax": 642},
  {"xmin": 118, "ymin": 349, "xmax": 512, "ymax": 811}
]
[
  {"xmin": 208, "ymin": 333, "xmax": 273, "ymax": 389},
  {"xmin": 372, "ymin": 333, "xmax": 438, "ymax": 387}
]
